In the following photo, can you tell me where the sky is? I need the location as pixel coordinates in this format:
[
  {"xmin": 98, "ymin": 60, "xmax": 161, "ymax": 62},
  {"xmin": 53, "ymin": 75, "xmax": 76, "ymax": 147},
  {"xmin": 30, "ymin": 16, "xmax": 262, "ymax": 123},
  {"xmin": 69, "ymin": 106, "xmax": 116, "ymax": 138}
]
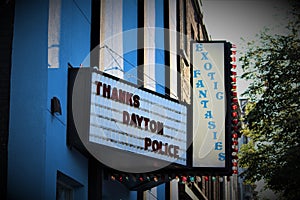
[
  {"xmin": 201, "ymin": 0, "xmax": 291, "ymax": 45},
  {"xmin": 201, "ymin": 0, "xmax": 292, "ymax": 96}
]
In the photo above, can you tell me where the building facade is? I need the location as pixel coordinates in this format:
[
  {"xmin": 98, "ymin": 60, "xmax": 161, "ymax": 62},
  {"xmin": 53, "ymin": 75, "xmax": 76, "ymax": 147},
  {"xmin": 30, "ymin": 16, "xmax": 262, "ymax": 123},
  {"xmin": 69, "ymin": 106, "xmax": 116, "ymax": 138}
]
[{"xmin": 1, "ymin": 0, "xmax": 239, "ymax": 199}]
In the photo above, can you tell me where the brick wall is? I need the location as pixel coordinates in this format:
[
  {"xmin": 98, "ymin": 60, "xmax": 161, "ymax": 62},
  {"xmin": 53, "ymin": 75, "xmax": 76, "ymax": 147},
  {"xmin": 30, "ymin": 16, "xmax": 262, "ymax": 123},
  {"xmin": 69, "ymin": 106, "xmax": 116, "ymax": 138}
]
[{"xmin": 178, "ymin": 0, "xmax": 209, "ymax": 104}]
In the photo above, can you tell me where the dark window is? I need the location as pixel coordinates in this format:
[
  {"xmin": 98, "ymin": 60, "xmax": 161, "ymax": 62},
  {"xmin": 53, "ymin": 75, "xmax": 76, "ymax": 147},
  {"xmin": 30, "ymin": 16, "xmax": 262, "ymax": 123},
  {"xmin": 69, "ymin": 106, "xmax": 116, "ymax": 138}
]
[
  {"xmin": 56, "ymin": 181, "xmax": 73, "ymax": 200},
  {"xmin": 56, "ymin": 171, "xmax": 83, "ymax": 200}
]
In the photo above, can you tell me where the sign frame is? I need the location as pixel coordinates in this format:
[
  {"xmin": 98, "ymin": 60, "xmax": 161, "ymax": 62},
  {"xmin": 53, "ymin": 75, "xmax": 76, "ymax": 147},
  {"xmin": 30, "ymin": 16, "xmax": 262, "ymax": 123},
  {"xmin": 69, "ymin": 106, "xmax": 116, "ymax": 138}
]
[
  {"xmin": 67, "ymin": 68, "xmax": 188, "ymax": 173},
  {"xmin": 186, "ymin": 41, "xmax": 233, "ymax": 175}
]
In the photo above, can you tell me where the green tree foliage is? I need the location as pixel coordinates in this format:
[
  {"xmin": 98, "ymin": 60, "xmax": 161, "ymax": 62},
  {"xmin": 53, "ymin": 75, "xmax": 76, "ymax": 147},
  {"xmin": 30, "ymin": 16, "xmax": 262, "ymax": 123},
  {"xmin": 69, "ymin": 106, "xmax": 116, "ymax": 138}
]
[{"xmin": 238, "ymin": 1, "xmax": 300, "ymax": 199}]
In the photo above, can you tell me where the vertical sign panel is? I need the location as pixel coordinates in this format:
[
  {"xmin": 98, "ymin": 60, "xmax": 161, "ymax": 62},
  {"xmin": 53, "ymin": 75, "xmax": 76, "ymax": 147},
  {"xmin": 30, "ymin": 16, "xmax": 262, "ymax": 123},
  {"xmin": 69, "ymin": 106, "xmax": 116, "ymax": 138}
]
[{"xmin": 192, "ymin": 42, "xmax": 226, "ymax": 168}]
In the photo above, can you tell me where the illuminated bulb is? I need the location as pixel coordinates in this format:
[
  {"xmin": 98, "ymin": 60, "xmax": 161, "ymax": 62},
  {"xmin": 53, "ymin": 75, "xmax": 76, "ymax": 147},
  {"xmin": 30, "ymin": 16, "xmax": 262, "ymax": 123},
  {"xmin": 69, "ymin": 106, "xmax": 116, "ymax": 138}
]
[
  {"xmin": 232, "ymin": 104, "xmax": 238, "ymax": 110},
  {"xmin": 111, "ymin": 176, "xmax": 116, "ymax": 181},
  {"xmin": 196, "ymin": 176, "xmax": 201, "ymax": 182},
  {"xmin": 212, "ymin": 177, "xmax": 216, "ymax": 182},
  {"xmin": 232, "ymin": 133, "xmax": 238, "ymax": 138},
  {"xmin": 181, "ymin": 176, "xmax": 187, "ymax": 183},
  {"xmin": 232, "ymin": 133, "xmax": 238, "ymax": 139},
  {"xmin": 232, "ymin": 98, "xmax": 238, "ymax": 103},
  {"xmin": 189, "ymin": 176, "xmax": 195, "ymax": 182},
  {"xmin": 233, "ymin": 126, "xmax": 239, "ymax": 131},
  {"xmin": 233, "ymin": 162, "xmax": 238, "ymax": 166},
  {"xmin": 232, "ymin": 64, "xmax": 237, "ymax": 69},
  {"xmin": 232, "ymin": 91, "xmax": 238, "ymax": 97},
  {"xmin": 204, "ymin": 176, "xmax": 209, "ymax": 181},
  {"xmin": 219, "ymin": 177, "xmax": 224, "ymax": 182},
  {"xmin": 232, "ymin": 119, "xmax": 238, "ymax": 125},
  {"xmin": 232, "ymin": 112, "xmax": 238, "ymax": 118},
  {"xmin": 232, "ymin": 84, "xmax": 237, "ymax": 90},
  {"xmin": 231, "ymin": 76, "xmax": 237, "ymax": 83},
  {"xmin": 119, "ymin": 176, "xmax": 123, "ymax": 182},
  {"xmin": 232, "ymin": 140, "xmax": 238, "ymax": 145}
]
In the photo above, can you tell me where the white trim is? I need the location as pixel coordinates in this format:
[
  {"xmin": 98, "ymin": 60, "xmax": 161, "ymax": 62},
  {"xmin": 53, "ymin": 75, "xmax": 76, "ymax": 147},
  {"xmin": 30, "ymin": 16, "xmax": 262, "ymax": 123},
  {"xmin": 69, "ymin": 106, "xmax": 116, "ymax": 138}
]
[
  {"xmin": 185, "ymin": 184, "xmax": 199, "ymax": 200},
  {"xmin": 100, "ymin": 0, "xmax": 124, "ymax": 78},
  {"xmin": 169, "ymin": 0, "xmax": 178, "ymax": 99},
  {"xmin": 48, "ymin": 0, "xmax": 61, "ymax": 68},
  {"xmin": 144, "ymin": 0, "xmax": 156, "ymax": 91}
]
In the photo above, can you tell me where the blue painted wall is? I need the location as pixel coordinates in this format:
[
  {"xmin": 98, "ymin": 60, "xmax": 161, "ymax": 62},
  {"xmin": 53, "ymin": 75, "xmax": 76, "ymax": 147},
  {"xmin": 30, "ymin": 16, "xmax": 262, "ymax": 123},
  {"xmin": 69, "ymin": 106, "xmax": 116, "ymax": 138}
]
[
  {"xmin": 8, "ymin": 0, "xmax": 91, "ymax": 199},
  {"xmin": 157, "ymin": 183, "xmax": 166, "ymax": 200},
  {"xmin": 8, "ymin": 1, "xmax": 49, "ymax": 199},
  {"xmin": 123, "ymin": 0, "xmax": 138, "ymax": 85},
  {"xmin": 155, "ymin": 0, "xmax": 166, "ymax": 95}
]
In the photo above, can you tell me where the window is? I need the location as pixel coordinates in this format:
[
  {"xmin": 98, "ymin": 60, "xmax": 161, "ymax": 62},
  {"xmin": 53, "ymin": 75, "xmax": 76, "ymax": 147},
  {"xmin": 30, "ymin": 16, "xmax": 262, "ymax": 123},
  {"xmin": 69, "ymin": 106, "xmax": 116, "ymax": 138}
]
[
  {"xmin": 56, "ymin": 171, "xmax": 83, "ymax": 200},
  {"xmin": 56, "ymin": 181, "xmax": 73, "ymax": 200}
]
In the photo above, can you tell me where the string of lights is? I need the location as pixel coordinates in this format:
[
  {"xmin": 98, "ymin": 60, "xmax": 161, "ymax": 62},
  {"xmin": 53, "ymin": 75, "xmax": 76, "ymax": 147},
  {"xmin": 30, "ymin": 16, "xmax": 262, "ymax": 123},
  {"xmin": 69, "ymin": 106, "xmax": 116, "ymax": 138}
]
[{"xmin": 230, "ymin": 44, "xmax": 239, "ymax": 175}]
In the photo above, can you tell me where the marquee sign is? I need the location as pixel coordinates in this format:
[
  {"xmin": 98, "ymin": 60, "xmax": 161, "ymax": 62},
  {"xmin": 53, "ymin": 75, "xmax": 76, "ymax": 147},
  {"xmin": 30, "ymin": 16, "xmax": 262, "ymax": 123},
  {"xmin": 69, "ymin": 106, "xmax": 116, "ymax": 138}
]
[
  {"xmin": 68, "ymin": 68, "xmax": 187, "ymax": 173},
  {"xmin": 89, "ymin": 71, "xmax": 187, "ymax": 165}
]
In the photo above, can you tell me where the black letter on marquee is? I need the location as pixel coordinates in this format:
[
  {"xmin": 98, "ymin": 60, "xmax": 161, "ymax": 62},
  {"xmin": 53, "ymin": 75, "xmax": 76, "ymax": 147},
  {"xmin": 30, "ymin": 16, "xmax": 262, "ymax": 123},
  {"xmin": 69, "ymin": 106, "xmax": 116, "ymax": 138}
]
[
  {"xmin": 144, "ymin": 137, "xmax": 151, "ymax": 150},
  {"xmin": 96, "ymin": 82, "xmax": 102, "ymax": 95}
]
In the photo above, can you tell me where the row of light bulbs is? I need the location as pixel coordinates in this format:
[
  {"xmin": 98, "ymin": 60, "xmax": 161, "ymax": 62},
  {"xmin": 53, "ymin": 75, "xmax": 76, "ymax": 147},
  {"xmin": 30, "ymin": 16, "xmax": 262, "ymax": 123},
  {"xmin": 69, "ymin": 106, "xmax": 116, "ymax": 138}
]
[
  {"xmin": 231, "ymin": 44, "xmax": 239, "ymax": 174},
  {"xmin": 109, "ymin": 174, "xmax": 233, "ymax": 183}
]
